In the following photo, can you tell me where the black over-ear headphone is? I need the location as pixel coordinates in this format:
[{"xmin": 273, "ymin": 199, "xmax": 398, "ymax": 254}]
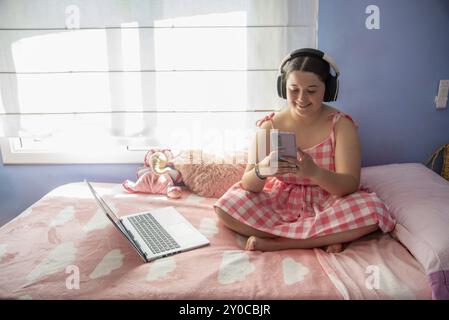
[{"xmin": 277, "ymin": 48, "xmax": 340, "ymax": 102}]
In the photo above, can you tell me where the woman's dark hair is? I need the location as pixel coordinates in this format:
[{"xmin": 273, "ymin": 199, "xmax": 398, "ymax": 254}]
[{"xmin": 283, "ymin": 55, "xmax": 330, "ymax": 84}]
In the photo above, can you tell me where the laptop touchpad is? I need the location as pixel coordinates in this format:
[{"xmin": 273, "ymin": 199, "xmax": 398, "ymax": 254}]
[{"xmin": 168, "ymin": 222, "xmax": 193, "ymax": 237}]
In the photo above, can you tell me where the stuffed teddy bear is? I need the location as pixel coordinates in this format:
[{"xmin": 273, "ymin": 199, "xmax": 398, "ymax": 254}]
[{"xmin": 122, "ymin": 149, "xmax": 183, "ymax": 199}]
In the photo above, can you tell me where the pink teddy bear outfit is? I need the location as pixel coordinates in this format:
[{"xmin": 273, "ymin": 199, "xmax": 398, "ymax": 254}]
[{"xmin": 123, "ymin": 149, "xmax": 183, "ymax": 199}]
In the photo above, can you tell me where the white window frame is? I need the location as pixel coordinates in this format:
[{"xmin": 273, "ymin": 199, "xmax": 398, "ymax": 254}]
[
  {"xmin": 0, "ymin": 137, "xmax": 147, "ymax": 164},
  {"xmin": 0, "ymin": 0, "xmax": 317, "ymax": 164}
]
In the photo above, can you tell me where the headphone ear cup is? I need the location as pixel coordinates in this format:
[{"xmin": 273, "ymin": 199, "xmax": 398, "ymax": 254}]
[
  {"xmin": 282, "ymin": 77, "xmax": 287, "ymax": 99},
  {"xmin": 277, "ymin": 74, "xmax": 286, "ymax": 99},
  {"xmin": 323, "ymin": 79, "xmax": 331, "ymax": 102},
  {"xmin": 324, "ymin": 75, "xmax": 338, "ymax": 102}
]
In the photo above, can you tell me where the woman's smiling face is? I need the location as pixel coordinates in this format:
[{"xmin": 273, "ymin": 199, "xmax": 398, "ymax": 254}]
[{"xmin": 286, "ymin": 70, "xmax": 326, "ymax": 118}]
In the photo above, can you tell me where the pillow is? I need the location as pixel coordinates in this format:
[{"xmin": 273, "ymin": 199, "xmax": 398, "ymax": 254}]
[
  {"xmin": 361, "ymin": 163, "xmax": 449, "ymax": 300},
  {"xmin": 174, "ymin": 149, "xmax": 248, "ymax": 198}
]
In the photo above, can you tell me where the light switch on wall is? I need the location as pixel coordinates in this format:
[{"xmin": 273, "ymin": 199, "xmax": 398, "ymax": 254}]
[{"xmin": 435, "ymin": 80, "xmax": 449, "ymax": 109}]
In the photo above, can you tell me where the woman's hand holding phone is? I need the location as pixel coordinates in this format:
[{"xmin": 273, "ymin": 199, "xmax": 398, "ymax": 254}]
[
  {"xmin": 257, "ymin": 150, "xmax": 298, "ymax": 178},
  {"xmin": 271, "ymin": 131, "xmax": 297, "ymax": 161},
  {"xmin": 257, "ymin": 130, "xmax": 319, "ymax": 179},
  {"xmin": 282, "ymin": 148, "xmax": 320, "ymax": 180}
]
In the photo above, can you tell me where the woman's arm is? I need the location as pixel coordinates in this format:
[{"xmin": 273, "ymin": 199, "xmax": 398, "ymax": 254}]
[
  {"xmin": 311, "ymin": 116, "xmax": 361, "ymax": 197},
  {"xmin": 240, "ymin": 164, "xmax": 267, "ymax": 193},
  {"xmin": 311, "ymin": 168, "xmax": 359, "ymax": 197},
  {"xmin": 240, "ymin": 124, "xmax": 271, "ymax": 193}
]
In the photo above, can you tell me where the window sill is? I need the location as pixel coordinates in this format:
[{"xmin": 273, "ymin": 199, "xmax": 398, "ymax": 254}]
[{"xmin": 0, "ymin": 138, "xmax": 147, "ymax": 164}]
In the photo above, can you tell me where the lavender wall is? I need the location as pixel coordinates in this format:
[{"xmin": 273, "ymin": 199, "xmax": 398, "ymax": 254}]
[
  {"xmin": 1, "ymin": 0, "xmax": 448, "ymax": 226},
  {"xmin": 318, "ymin": 0, "xmax": 449, "ymax": 166},
  {"xmin": 0, "ymin": 155, "xmax": 138, "ymax": 226}
]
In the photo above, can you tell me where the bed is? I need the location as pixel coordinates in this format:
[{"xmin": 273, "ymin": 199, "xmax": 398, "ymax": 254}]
[{"xmin": 0, "ymin": 163, "xmax": 445, "ymax": 300}]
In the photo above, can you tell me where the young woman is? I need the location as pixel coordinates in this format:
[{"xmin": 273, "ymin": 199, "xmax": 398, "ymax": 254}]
[{"xmin": 214, "ymin": 48, "xmax": 395, "ymax": 252}]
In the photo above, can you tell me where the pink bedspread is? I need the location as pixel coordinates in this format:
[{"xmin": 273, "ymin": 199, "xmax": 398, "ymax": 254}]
[{"xmin": 0, "ymin": 182, "xmax": 431, "ymax": 299}]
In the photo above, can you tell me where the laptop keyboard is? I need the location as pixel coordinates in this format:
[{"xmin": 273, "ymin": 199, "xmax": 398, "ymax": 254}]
[{"xmin": 128, "ymin": 214, "xmax": 180, "ymax": 254}]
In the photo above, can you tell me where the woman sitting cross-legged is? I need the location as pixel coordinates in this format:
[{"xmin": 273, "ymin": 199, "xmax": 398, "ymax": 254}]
[{"xmin": 213, "ymin": 48, "xmax": 395, "ymax": 252}]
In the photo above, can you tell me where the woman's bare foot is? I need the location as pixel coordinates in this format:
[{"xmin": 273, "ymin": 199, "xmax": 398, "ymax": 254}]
[
  {"xmin": 245, "ymin": 236, "xmax": 257, "ymax": 251},
  {"xmin": 245, "ymin": 236, "xmax": 283, "ymax": 252},
  {"xmin": 324, "ymin": 243, "xmax": 343, "ymax": 253}
]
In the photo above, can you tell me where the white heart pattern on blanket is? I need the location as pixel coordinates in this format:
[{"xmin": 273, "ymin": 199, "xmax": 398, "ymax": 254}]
[
  {"xmin": 89, "ymin": 249, "xmax": 124, "ymax": 279},
  {"xmin": 198, "ymin": 218, "xmax": 219, "ymax": 238},
  {"xmin": 218, "ymin": 251, "xmax": 255, "ymax": 284},
  {"xmin": 146, "ymin": 257, "xmax": 177, "ymax": 281},
  {"xmin": 83, "ymin": 208, "xmax": 111, "ymax": 232},
  {"xmin": 27, "ymin": 242, "xmax": 77, "ymax": 282},
  {"xmin": 50, "ymin": 206, "xmax": 75, "ymax": 227},
  {"xmin": 378, "ymin": 264, "xmax": 416, "ymax": 299},
  {"xmin": 282, "ymin": 257, "xmax": 310, "ymax": 285}
]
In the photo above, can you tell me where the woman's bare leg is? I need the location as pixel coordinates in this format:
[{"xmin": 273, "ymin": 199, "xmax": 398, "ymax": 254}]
[
  {"xmin": 214, "ymin": 207, "xmax": 277, "ymax": 239},
  {"xmin": 215, "ymin": 207, "xmax": 378, "ymax": 252},
  {"xmin": 246, "ymin": 224, "xmax": 379, "ymax": 252}
]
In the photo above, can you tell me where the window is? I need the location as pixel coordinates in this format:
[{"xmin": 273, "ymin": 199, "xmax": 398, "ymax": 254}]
[{"xmin": 0, "ymin": 0, "xmax": 318, "ymax": 164}]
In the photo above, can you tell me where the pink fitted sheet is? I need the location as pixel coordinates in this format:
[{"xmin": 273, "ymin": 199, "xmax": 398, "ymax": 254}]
[{"xmin": 0, "ymin": 182, "xmax": 431, "ymax": 299}]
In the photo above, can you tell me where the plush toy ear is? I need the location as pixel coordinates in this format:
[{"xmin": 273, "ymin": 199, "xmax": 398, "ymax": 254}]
[
  {"xmin": 162, "ymin": 149, "xmax": 174, "ymax": 161},
  {"xmin": 149, "ymin": 151, "xmax": 172, "ymax": 174},
  {"xmin": 144, "ymin": 149, "xmax": 176, "ymax": 167}
]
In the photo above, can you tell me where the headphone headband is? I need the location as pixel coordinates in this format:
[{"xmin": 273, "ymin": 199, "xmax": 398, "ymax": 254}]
[
  {"xmin": 279, "ymin": 48, "xmax": 339, "ymax": 77},
  {"xmin": 277, "ymin": 48, "xmax": 340, "ymax": 102}
]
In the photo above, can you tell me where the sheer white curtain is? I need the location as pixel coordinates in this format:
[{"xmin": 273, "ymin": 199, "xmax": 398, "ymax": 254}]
[{"xmin": 0, "ymin": 0, "xmax": 317, "ymax": 152}]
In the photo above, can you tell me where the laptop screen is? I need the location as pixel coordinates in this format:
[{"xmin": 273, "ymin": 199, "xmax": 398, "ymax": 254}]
[
  {"xmin": 85, "ymin": 180, "xmax": 147, "ymax": 261},
  {"xmin": 85, "ymin": 180, "xmax": 121, "ymax": 224}
]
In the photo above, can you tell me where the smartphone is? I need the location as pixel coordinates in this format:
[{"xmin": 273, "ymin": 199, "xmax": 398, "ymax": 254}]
[{"xmin": 270, "ymin": 130, "xmax": 297, "ymax": 160}]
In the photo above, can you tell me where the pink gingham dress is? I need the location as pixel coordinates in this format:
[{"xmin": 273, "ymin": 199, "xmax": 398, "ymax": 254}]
[{"xmin": 214, "ymin": 111, "xmax": 396, "ymax": 239}]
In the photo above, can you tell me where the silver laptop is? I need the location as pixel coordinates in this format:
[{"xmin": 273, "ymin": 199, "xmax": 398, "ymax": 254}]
[{"xmin": 86, "ymin": 180, "xmax": 210, "ymax": 262}]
